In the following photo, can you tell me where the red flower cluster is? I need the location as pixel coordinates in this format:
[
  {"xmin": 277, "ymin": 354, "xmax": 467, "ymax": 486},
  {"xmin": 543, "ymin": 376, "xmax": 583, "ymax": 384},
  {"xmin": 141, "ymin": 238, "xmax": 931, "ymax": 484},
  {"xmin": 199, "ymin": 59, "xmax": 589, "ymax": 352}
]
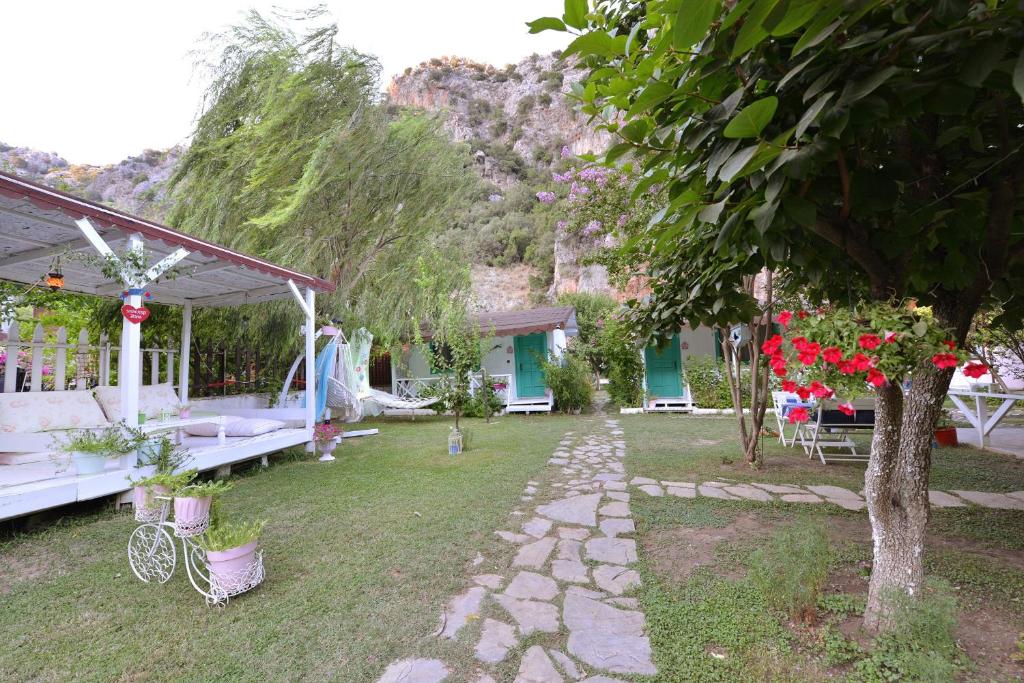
[
  {"xmin": 777, "ymin": 310, "xmax": 793, "ymax": 327},
  {"xmin": 837, "ymin": 402, "xmax": 855, "ymax": 416},
  {"xmin": 866, "ymin": 368, "xmax": 888, "ymax": 387},
  {"xmin": 931, "ymin": 353, "xmax": 959, "ymax": 370},
  {"xmin": 858, "ymin": 334, "xmax": 881, "ymax": 350},
  {"xmin": 963, "ymin": 361, "xmax": 989, "ymax": 379},
  {"xmin": 787, "ymin": 406, "xmax": 809, "ymax": 424},
  {"xmin": 822, "ymin": 346, "xmax": 842, "ymax": 363}
]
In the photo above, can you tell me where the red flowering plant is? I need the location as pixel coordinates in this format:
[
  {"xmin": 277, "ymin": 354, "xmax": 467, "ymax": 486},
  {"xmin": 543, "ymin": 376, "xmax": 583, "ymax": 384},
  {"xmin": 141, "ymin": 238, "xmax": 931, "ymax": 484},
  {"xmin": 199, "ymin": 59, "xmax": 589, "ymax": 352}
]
[{"xmin": 765, "ymin": 302, "xmax": 988, "ymax": 425}]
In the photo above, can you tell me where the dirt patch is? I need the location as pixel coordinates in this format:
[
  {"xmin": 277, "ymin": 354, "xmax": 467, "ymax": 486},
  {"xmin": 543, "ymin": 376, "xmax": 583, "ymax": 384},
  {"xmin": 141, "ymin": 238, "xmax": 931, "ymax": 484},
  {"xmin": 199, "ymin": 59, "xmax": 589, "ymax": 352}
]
[
  {"xmin": 0, "ymin": 543, "xmax": 62, "ymax": 594},
  {"xmin": 643, "ymin": 512, "xmax": 775, "ymax": 583},
  {"xmin": 956, "ymin": 607, "xmax": 1024, "ymax": 682}
]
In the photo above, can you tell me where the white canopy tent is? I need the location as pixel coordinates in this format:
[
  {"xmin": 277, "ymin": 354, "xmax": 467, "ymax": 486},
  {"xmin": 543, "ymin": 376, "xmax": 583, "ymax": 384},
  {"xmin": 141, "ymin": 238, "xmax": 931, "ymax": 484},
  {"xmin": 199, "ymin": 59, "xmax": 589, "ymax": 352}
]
[{"xmin": 0, "ymin": 171, "xmax": 336, "ymax": 519}]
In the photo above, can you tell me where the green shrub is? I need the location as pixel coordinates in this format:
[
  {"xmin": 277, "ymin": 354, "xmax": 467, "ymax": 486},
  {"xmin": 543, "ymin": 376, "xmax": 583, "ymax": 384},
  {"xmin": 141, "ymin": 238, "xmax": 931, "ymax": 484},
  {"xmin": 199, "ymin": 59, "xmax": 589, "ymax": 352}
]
[
  {"xmin": 541, "ymin": 351, "xmax": 593, "ymax": 412},
  {"xmin": 851, "ymin": 581, "xmax": 965, "ymax": 682},
  {"xmin": 822, "ymin": 626, "xmax": 865, "ymax": 666},
  {"xmin": 597, "ymin": 318, "xmax": 644, "ymax": 407},
  {"xmin": 749, "ymin": 521, "xmax": 830, "ymax": 623},
  {"xmin": 684, "ymin": 355, "xmax": 751, "ymax": 409}
]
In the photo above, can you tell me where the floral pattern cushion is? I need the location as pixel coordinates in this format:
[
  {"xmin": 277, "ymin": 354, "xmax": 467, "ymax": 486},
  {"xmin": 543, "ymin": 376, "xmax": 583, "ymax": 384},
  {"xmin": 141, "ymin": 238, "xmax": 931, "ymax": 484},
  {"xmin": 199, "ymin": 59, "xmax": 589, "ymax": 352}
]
[
  {"xmin": 0, "ymin": 391, "xmax": 110, "ymax": 433},
  {"xmin": 93, "ymin": 383, "xmax": 181, "ymax": 422}
]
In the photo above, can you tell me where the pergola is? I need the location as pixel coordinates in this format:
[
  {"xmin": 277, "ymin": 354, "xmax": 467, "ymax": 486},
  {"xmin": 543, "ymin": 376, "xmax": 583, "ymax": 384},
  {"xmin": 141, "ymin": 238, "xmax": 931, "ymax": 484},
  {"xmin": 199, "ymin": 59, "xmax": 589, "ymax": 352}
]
[{"xmin": 0, "ymin": 171, "xmax": 336, "ymax": 517}]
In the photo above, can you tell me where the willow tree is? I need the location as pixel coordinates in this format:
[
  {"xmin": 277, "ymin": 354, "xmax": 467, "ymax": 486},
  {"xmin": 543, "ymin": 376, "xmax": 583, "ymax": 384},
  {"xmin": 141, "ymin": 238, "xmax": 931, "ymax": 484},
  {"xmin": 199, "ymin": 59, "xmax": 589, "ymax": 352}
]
[
  {"xmin": 169, "ymin": 9, "xmax": 477, "ymax": 348},
  {"xmin": 533, "ymin": 0, "xmax": 1024, "ymax": 630}
]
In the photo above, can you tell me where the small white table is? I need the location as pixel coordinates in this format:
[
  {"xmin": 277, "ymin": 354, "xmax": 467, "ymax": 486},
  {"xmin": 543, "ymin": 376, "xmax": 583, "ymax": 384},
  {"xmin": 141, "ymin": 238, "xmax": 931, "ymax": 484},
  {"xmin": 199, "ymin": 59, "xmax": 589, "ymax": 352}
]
[
  {"xmin": 139, "ymin": 412, "xmax": 227, "ymax": 446},
  {"xmin": 948, "ymin": 389, "xmax": 1024, "ymax": 448}
]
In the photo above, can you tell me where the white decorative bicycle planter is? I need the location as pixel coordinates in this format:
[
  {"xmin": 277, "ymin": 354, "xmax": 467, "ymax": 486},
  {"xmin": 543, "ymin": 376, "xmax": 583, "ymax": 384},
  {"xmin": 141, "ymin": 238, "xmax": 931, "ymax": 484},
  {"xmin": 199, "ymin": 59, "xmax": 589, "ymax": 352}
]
[{"xmin": 128, "ymin": 498, "xmax": 264, "ymax": 606}]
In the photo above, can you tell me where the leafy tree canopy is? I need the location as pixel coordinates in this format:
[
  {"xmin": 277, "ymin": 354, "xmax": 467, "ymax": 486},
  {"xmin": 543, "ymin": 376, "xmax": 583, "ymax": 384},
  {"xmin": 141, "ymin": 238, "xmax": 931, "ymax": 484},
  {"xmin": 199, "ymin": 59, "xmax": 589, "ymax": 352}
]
[
  {"xmin": 534, "ymin": 0, "xmax": 1024, "ymax": 337},
  {"xmin": 169, "ymin": 8, "xmax": 478, "ymax": 350}
]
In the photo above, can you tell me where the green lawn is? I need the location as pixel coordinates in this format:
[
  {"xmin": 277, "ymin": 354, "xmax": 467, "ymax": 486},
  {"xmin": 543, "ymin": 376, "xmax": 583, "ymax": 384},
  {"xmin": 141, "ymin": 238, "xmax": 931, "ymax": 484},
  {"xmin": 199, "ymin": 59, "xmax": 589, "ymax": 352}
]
[
  {"xmin": 620, "ymin": 414, "xmax": 1024, "ymax": 682},
  {"xmin": 0, "ymin": 414, "xmax": 578, "ymax": 682}
]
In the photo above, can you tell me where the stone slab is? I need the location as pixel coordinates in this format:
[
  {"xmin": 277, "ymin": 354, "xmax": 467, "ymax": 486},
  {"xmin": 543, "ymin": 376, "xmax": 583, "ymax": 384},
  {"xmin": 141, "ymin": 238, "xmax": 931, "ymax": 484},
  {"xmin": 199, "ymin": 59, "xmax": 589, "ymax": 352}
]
[
  {"xmin": 552, "ymin": 559, "xmax": 590, "ymax": 584},
  {"xmin": 594, "ymin": 473, "xmax": 625, "ymax": 482},
  {"xmin": 505, "ymin": 571, "xmax": 559, "ymax": 601},
  {"xmin": 523, "ymin": 517, "xmax": 553, "ymax": 539},
  {"xmin": 472, "ymin": 574, "xmax": 504, "ymax": 590},
  {"xmin": 723, "ymin": 485, "xmax": 773, "ymax": 502},
  {"xmin": 952, "ymin": 490, "xmax": 1024, "ymax": 510},
  {"xmin": 928, "ymin": 490, "xmax": 966, "ymax": 507},
  {"xmin": 441, "ymin": 586, "xmax": 486, "ymax": 639},
  {"xmin": 592, "ymin": 564, "xmax": 640, "ymax": 595},
  {"xmin": 494, "ymin": 594, "xmax": 560, "ymax": 635},
  {"xmin": 637, "ymin": 484, "xmax": 665, "ymax": 497},
  {"xmin": 666, "ymin": 486, "xmax": 696, "ymax": 498},
  {"xmin": 829, "ymin": 498, "xmax": 866, "ymax": 511},
  {"xmin": 698, "ymin": 485, "xmax": 738, "ymax": 500},
  {"xmin": 475, "ymin": 618, "xmax": 518, "ymax": 663},
  {"xmin": 513, "ymin": 537, "xmax": 557, "ymax": 569},
  {"xmin": 661, "ymin": 481, "xmax": 695, "ymax": 488},
  {"xmin": 603, "ymin": 481, "xmax": 627, "ymax": 491},
  {"xmin": 599, "ymin": 517, "xmax": 635, "ymax": 538},
  {"xmin": 598, "ymin": 501, "xmax": 631, "ymax": 517},
  {"xmin": 515, "ymin": 645, "xmax": 564, "ymax": 683},
  {"xmin": 558, "ymin": 526, "xmax": 591, "ymax": 541},
  {"xmin": 536, "ymin": 493, "xmax": 603, "ymax": 527},
  {"xmin": 630, "ymin": 476, "xmax": 658, "ymax": 486},
  {"xmin": 548, "ymin": 649, "xmax": 581, "ymax": 680},
  {"xmin": 557, "ymin": 539, "xmax": 583, "ymax": 563},
  {"xmin": 496, "ymin": 530, "xmax": 531, "ymax": 544},
  {"xmin": 377, "ymin": 659, "xmax": 450, "ymax": 683},
  {"xmin": 751, "ymin": 482, "xmax": 806, "ymax": 494},
  {"xmin": 780, "ymin": 493, "xmax": 822, "ymax": 503},
  {"xmin": 605, "ymin": 490, "xmax": 630, "ymax": 502},
  {"xmin": 807, "ymin": 485, "xmax": 862, "ymax": 501},
  {"xmin": 585, "ymin": 538, "xmax": 638, "ymax": 565}
]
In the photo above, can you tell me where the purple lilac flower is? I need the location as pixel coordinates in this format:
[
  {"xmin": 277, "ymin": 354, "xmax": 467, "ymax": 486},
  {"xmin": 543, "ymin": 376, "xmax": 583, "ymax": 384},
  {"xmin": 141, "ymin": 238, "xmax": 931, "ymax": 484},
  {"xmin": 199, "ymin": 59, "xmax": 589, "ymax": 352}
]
[
  {"xmin": 617, "ymin": 213, "xmax": 628, "ymax": 227},
  {"xmin": 569, "ymin": 182, "xmax": 590, "ymax": 196},
  {"xmin": 561, "ymin": 145, "xmax": 573, "ymax": 159},
  {"xmin": 552, "ymin": 170, "xmax": 574, "ymax": 184},
  {"xmin": 556, "ymin": 220, "xmax": 568, "ymax": 231},
  {"xmin": 41, "ymin": 365, "xmax": 52, "ymax": 376},
  {"xmin": 582, "ymin": 220, "xmax": 602, "ymax": 236},
  {"xmin": 536, "ymin": 191, "xmax": 556, "ymax": 204}
]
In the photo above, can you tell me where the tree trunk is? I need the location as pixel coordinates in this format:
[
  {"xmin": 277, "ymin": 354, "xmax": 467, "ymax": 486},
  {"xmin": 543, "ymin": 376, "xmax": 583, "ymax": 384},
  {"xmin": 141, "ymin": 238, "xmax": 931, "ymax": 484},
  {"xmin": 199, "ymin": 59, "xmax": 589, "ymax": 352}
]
[{"xmin": 863, "ymin": 361, "xmax": 953, "ymax": 631}]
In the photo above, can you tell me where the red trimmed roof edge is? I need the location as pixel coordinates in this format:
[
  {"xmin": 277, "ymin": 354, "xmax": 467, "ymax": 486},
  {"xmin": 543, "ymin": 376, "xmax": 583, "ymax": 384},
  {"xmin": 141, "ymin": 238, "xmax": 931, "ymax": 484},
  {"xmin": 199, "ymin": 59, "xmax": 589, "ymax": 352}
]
[{"xmin": 0, "ymin": 171, "xmax": 336, "ymax": 293}]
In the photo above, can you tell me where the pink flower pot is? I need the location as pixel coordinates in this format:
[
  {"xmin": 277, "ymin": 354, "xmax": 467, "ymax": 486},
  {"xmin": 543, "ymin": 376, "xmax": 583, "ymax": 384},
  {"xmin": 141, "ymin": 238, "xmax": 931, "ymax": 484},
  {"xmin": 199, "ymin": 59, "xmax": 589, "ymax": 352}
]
[
  {"xmin": 206, "ymin": 540, "xmax": 259, "ymax": 592},
  {"xmin": 133, "ymin": 484, "xmax": 170, "ymax": 521},
  {"xmin": 173, "ymin": 495, "xmax": 212, "ymax": 535}
]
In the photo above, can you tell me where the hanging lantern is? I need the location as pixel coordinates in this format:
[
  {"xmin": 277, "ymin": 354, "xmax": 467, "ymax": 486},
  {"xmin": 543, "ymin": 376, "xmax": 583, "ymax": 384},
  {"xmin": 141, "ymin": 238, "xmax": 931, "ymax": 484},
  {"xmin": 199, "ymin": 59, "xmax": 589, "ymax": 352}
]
[
  {"xmin": 45, "ymin": 255, "xmax": 64, "ymax": 291},
  {"xmin": 45, "ymin": 271, "xmax": 65, "ymax": 291}
]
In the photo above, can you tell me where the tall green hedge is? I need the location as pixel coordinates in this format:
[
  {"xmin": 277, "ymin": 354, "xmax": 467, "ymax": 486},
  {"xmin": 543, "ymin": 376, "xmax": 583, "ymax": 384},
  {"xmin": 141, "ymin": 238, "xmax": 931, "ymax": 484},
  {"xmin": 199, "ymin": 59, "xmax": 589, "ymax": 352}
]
[{"xmin": 683, "ymin": 356, "xmax": 751, "ymax": 410}]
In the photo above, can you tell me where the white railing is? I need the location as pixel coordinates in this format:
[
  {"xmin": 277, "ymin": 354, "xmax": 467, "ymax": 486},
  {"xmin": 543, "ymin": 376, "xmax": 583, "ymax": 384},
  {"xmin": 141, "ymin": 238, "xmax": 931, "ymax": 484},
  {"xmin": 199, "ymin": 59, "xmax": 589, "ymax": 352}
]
[
  {"xmin": 2, "ymin": 321, "xmax": 178, "ymax": 392},
  {"xmin": 395, "ymin": 372, "xmax": 514, "ymax": 405}
]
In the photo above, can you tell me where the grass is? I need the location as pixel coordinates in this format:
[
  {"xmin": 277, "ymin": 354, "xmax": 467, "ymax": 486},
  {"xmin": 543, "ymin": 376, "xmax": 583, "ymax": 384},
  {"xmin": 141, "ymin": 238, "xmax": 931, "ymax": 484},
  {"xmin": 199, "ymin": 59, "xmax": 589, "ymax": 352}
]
[
  {"xmin": 621, "ymin": 414, "xmax": 1024, "ymax": 681},
  {"xmin": 0, "ymin": 414, "xmax": 579, "ymax": 682},
  {"xmin": 616, "ymin": 413, "xmax": 1024, "ymax": 493}
]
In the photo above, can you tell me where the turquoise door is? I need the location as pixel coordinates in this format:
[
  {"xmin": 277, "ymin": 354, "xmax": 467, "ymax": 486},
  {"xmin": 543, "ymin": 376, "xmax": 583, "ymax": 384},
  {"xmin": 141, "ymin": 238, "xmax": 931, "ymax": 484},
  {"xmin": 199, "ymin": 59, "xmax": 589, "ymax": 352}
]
[
  {"xmin": 644, "ymin": 335, "xmax": 683, "ymax": 397},
  {"xmin": 514, "ymin": 333, "xmax": 548, "ymax": 398}
]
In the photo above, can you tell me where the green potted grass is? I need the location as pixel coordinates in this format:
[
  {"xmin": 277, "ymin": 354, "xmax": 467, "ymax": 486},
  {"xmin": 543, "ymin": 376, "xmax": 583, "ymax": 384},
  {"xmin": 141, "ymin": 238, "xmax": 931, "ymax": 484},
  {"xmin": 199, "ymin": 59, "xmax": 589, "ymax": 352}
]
[
  {"xmin": 199, "ymin": 519, "xmax": 266, "ymax": 593},
  {"xmin": 173, "ymin": 480, "xmax": 232, "ymax": 536},
  {"xmin": 52, "ymin": 423, "xmax": 144, "ymax": 475},
  {"xmin": 131, "ymin": 469, "xmax": 196, "ymax": 521}
]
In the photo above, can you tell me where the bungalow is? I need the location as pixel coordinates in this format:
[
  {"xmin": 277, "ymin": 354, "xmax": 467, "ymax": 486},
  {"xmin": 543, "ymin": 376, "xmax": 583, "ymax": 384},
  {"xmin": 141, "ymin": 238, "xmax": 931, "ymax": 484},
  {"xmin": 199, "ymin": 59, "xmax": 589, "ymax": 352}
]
[
  {"xmin": 393, "ymin": 306, "xmax": 578, "ymax": 414},
  {"xmin": 641, "ymin": 325, "xmax": 717, "ymax": 412}
]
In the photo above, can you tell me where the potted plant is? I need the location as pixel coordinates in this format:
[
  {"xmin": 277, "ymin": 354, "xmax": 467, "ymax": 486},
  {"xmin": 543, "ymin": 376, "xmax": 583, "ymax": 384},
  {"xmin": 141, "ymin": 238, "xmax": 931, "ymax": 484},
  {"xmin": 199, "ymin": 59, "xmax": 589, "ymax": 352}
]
[
  {"xmin": 178, "ymin": 403, "xmax": 192, "ymax": 419},
  {"xmin": 173, "ymin": 480, "xmax": 232, "ymax": 535},
  {"xmin": 934, "ymin": 412, "xmax": 958, "ymax": 448},
  {"xmin": 52, "ymin": 422, "xmax": 143, "ymax": 475},
  {"xmin": 313, "ymin": 422, "xmax": 342, "ymax": 462},
  {"xmin": 131, "ymin": 469, "xmax": 196, "ymax": 519},
  {"xmin": 199, "ymin": 519, "xmax": 266, "ymax": 593}
]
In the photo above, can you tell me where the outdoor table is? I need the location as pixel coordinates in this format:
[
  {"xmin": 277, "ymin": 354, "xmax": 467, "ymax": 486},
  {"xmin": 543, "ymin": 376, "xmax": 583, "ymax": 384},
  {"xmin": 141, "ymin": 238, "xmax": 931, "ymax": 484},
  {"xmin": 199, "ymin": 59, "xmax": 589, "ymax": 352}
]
[{"xmin": 948, "ymin": 388, "xmax": 1024, "ymax": 448}]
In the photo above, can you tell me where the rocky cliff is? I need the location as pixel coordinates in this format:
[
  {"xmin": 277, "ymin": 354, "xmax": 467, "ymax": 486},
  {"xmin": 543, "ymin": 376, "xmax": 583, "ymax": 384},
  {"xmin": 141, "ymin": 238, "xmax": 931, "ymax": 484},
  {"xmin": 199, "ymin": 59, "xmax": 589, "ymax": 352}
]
[
  {"xmin": 0, "ymin": 143, "xmax": 181, "ymax": 219},
  {"xmin": 388, "ymin": 53, "xmax": 610, "ymax": 187}
]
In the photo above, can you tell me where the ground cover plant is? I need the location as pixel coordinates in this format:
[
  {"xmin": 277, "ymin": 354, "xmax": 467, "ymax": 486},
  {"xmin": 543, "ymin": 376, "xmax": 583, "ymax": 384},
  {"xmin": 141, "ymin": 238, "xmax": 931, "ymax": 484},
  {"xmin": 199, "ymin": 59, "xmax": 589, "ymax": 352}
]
[
  {"xmin": 621, "ymin": 414, "xmax": 1024, "ymax": 681},
  {"xmin": 0, "ymin": 414, "xmax": 578, "ymax": 681}
]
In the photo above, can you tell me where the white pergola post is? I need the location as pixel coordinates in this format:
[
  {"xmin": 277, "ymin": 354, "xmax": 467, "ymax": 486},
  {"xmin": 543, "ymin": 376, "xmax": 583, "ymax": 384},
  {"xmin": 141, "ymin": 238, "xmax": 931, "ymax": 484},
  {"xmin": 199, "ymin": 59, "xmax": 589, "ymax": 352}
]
[
  {"xmin": 178, "ymin": 300, "xmax": 192, "ymax": 405},
  {"xmin": 119, "ymin": 233, "xmax": 145, "ymax": 429},
  {"xmin": 304, "ymin": 287, "xmax": 316, "ymax": 448}
]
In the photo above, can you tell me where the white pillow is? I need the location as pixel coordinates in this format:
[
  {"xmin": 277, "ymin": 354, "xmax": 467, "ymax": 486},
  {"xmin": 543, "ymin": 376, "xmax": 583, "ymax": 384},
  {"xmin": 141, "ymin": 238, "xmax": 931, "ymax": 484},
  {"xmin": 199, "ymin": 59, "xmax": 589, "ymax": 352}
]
[
  {"xmin": 182, "ymin": 416, "xmax": 284, "ymax": 438},
  {"xmin": 93, "ymin": 383, "xmax": 180, "ymax": 422},
  {"xmin": 0, "ymin": 391, "xmax": 110, "ymax": 433}
]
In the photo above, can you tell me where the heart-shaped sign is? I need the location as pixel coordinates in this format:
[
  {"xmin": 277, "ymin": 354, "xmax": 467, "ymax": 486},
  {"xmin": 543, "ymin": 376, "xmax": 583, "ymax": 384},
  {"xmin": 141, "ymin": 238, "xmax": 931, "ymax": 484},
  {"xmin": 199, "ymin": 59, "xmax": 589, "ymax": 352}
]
[{"xmin": 121, "ymin": 304, "xmax": 150, "ymax": 324}]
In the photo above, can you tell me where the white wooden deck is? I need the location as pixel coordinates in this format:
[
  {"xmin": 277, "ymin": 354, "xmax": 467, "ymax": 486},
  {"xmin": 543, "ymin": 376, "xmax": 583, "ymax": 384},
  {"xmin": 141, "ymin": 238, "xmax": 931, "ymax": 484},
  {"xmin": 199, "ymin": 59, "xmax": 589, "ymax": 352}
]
[{"xmin": 0, "ymin": 428, "xmax": 308, "ymax": 521}]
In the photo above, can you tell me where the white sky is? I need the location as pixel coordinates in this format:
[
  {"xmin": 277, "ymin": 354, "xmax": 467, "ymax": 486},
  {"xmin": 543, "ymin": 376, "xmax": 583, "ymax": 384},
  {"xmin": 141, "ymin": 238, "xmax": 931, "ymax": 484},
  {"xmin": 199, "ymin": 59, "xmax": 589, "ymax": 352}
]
[{"xmin": 0, "ymin": 1, "xmax": 569, "ymax": 165}]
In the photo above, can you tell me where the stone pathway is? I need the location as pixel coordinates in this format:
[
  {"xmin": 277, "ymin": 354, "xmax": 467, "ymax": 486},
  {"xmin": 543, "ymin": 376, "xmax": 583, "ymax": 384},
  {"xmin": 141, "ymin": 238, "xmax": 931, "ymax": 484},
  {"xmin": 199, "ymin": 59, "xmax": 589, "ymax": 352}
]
[
  {"xmin": 377, "ymin": 419, "xmax": 655, "ymax": 682},
  {"xmin": 627, "ymin": 478, "xmax": 1024, "ymax": 511}
]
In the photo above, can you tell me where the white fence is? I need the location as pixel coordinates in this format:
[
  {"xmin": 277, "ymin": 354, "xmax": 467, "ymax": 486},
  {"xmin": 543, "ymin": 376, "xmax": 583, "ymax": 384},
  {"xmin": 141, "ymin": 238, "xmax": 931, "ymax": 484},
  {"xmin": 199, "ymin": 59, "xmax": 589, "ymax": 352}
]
[
  {"xmin": 394, "ymin": 373, "xmax": 512, "ymax": 404},
  {"xmin": 2, "ymin": 321, "xmax": 178, "ymax": 393}
]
